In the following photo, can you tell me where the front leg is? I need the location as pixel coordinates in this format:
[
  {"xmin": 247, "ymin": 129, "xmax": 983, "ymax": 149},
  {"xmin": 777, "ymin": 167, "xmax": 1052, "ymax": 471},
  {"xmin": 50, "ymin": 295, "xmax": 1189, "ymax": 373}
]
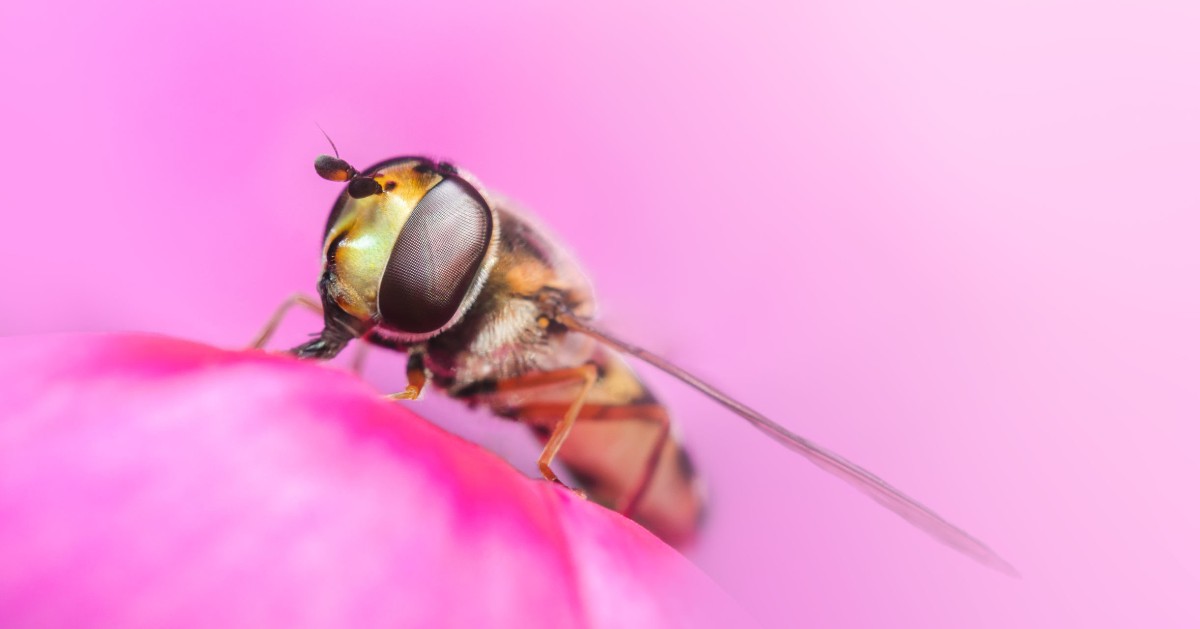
[
  {"xmin": 249, "ymin": 293, "xmax": 322, "ymax": 350},
  {"xmin": 387, "ymin": 352, "xmax": 429, "ymax": 401}
]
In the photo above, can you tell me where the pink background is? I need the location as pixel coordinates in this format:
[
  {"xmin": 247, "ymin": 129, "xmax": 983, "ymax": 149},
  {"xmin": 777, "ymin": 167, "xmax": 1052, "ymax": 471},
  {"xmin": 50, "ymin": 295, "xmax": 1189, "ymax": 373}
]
[{"xmin": 3, "ymin": 1, "xmax": 1198, "ymax": 627}]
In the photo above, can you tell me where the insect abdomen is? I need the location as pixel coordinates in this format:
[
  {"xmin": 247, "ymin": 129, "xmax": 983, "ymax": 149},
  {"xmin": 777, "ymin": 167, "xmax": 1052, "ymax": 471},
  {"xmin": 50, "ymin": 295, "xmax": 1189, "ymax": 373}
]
[{"xmin": 509, "ymin": 348, "xmax": 706, "ymax": 547}]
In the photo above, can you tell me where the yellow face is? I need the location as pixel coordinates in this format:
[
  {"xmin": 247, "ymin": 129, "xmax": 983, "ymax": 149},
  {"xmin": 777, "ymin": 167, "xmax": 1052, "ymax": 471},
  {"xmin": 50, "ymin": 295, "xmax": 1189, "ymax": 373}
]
[{"xmin": 321, "ymin": 158, "xmax": 446, "ymax": 322}]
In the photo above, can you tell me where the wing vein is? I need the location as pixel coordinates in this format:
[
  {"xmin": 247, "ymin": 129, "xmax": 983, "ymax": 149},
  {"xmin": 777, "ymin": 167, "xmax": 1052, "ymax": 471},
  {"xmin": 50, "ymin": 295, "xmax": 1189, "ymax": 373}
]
[{"xmin": 558, "ymin": 311, "xmax": 1017, "ymax": 576}]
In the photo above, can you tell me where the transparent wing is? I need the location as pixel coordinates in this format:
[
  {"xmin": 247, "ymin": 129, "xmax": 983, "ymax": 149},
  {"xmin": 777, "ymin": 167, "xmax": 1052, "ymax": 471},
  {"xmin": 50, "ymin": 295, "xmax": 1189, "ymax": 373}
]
[{"xmin": 557, "ymin": 311, "xmax": 1017, "ymax": 576}]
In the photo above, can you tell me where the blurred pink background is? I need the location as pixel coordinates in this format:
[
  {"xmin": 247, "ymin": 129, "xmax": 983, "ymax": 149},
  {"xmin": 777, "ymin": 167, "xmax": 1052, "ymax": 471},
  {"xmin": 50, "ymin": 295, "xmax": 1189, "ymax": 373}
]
[{"xmin": 3, "ymin": 1, "xmax": 1198, "ymax": 627}]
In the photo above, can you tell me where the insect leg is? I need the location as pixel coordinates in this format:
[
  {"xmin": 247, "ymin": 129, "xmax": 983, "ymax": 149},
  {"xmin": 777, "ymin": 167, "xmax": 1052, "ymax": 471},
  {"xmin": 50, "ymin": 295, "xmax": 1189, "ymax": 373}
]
[
  {"xmin": 471, "ymin": 365, "xmax": 599, "ymax": 486},
  {"xmin": 387, "ymin": 352, "xmax": 429, "ymax": 401},
  {"xmin": 506, "ymin": 400, "xmax": 674, "ymax": 516},
  {"xmin": 348, "ymin": 342, "xmax": 370, "ymax": 375},
  {"xmin": 250, "ymin": 293, "xmax": 322, "ymax": 349}
]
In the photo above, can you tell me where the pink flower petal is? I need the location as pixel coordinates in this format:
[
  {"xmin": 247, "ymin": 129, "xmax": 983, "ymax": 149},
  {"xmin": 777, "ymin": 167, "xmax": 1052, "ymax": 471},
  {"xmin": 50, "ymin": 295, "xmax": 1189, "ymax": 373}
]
[{"xmin": 0, "ymin": 334, "xmax": 750, "ymax": 628}]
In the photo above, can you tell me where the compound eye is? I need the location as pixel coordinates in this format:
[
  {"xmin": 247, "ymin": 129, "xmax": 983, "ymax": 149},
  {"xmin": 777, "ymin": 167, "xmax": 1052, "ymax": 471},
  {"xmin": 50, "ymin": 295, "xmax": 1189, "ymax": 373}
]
[{"xmin": 378, "ymin": 177, "xmax": 493, "ymax": 334}]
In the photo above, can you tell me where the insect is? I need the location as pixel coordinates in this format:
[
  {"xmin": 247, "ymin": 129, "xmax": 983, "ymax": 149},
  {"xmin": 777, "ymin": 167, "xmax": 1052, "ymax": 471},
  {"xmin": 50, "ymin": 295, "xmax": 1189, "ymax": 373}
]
[{"xmin": 253, "ymin": 150, "xmax": 1015, "ymax": 574}]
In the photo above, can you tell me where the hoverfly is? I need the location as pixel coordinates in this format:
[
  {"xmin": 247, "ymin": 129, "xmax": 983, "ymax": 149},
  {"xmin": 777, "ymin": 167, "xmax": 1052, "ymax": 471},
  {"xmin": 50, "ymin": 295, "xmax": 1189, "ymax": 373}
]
[{"xmin": 253, "ymin": 150, "xmax": 1015, "ymax": 574}]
